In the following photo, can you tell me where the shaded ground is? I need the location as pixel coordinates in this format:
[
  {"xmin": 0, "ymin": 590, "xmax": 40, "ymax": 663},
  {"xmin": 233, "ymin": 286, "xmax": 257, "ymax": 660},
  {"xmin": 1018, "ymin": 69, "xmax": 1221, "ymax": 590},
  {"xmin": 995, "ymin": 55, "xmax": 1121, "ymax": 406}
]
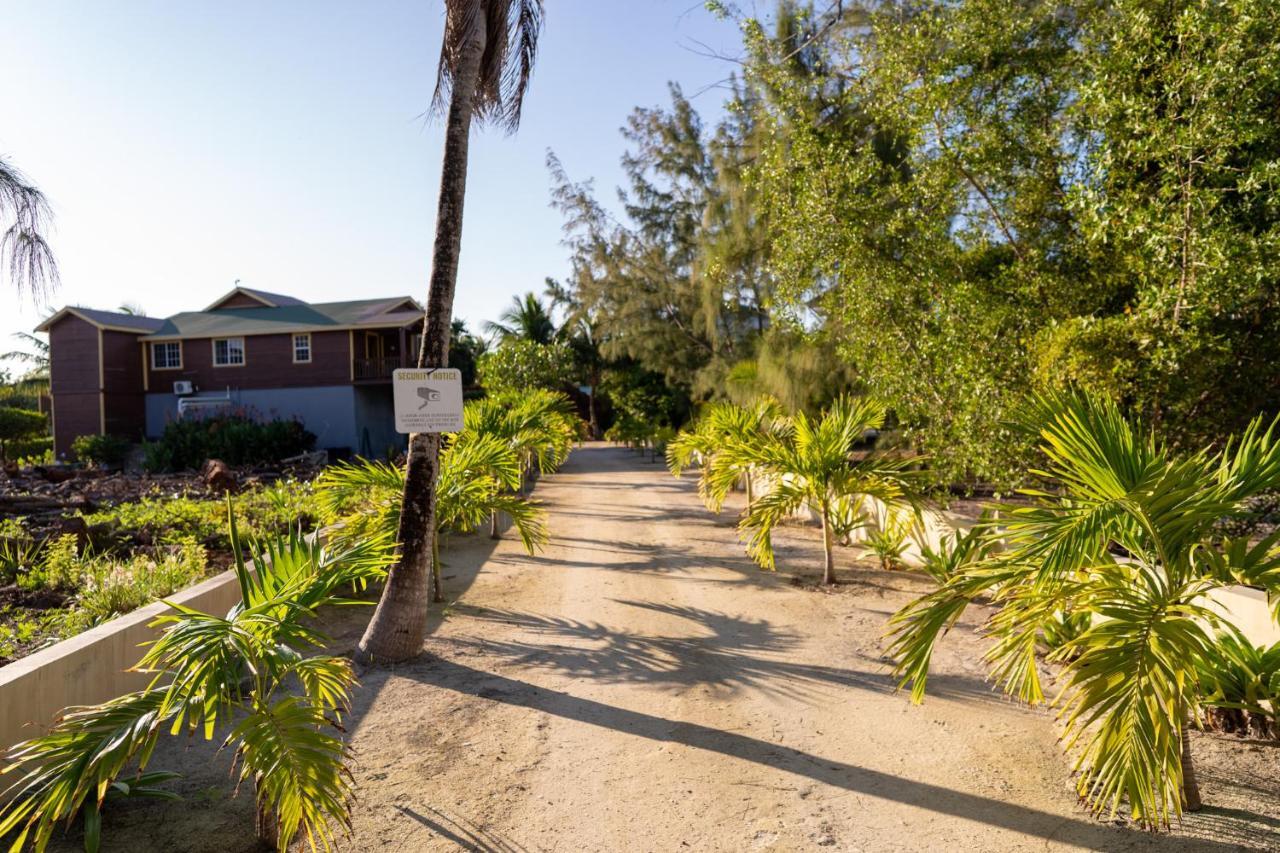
[{"xmin": 55, "ymin": 444, "xmax": 1280, "ymax": 851}]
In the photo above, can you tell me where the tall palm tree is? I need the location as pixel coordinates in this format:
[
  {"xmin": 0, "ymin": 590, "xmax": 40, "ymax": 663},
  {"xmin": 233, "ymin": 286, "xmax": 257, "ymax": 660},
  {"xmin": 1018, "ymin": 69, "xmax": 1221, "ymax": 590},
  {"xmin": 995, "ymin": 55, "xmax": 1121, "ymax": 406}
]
[
  {"xmin": 888, "ymin": 390, "xmax": 1280, "ymax": 826},
  {"xmin": 359, "ymin": 0, "xmax": 545, "ymax": 664},
  {"xmin": 1, "ymin": 155, "xmax": 58, "ymax": 299},
  {"xmin": 484, "ymin": 291, "xmax": 557, "ymax": 344}
]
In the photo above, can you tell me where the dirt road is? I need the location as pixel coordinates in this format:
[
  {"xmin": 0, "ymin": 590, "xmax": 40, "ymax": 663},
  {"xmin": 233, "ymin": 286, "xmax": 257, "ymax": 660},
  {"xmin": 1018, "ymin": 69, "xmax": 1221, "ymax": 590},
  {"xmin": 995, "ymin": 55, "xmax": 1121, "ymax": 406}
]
[{"xmin": 70, "ymin": 444, "xmax": 1279, "ymax": 851}]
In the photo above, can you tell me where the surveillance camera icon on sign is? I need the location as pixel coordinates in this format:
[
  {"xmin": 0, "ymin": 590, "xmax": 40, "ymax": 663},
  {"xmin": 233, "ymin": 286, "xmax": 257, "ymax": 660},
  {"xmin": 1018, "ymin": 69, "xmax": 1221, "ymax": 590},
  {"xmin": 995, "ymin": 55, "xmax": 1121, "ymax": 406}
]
[{"xmin": 417, "ymin": 386, "xmax": 441, "ymax": 409}]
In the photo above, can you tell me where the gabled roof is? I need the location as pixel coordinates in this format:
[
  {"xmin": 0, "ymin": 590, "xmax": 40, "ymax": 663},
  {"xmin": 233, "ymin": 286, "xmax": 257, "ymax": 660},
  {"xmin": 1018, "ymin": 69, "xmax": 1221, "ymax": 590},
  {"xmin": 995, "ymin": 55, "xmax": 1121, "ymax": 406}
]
[
  {"xmin": 204, "ymin": 286, "xmax": 308, "ymax": 311},
  {"xmin": 35, "ymin": 307, "xmax": 166, "ymax": 334},
  {"xmin": 140, "ymin": 296, "xmax": 424, "ymax": 340}
]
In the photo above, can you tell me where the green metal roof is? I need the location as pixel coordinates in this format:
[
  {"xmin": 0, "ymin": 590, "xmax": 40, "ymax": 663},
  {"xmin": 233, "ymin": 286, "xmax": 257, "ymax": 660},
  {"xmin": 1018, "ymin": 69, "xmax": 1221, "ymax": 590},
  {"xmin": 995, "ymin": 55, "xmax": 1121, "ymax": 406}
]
[{"xmin": 141, "ymin": 297, "xmax": 423, "ymax": 339}]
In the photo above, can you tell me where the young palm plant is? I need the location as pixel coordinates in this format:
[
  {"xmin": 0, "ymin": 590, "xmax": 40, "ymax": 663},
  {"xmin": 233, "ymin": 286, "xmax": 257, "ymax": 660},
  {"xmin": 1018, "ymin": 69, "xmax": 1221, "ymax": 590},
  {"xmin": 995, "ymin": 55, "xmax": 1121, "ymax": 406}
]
[
  {"xmin": 668, "ymin": 397, "xmax": 787, "ymax": 511},
  {"xmin": 316, "ymin": 431, "xmax": 547, "ymax": 603},
  {"xmin": 466, "ymin": 390, "xmax": 578, "ymax": 486},
  {"xmin": 0, "ymin": 508, "xmax": 393, "ymax": 852},
  {"xmin": 708, "ymin": 396, "xmax": 917, "ymax": 584},
  {"xmin": 888, "ymin": 390, "xmax": 1280, "ymax": 827},
  {"xmin": 465, "ymin": 391, "xmax": 577, "ymax": 540}
]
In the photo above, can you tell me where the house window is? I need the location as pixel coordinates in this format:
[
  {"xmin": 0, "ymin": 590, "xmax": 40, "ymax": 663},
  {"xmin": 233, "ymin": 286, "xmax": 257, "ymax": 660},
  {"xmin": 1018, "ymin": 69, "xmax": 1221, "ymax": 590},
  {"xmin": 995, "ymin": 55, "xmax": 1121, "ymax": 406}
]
[
  {"xmin": 151, "ymin": 341, "xmax": 182, "ymax": 370},
  {"xmin": 293, "ymin": 333, "xmax": 312, "ymax": 363},
  {"xmin": 212, "ymin": 337, "xmax": 246, "ymax": 366}
]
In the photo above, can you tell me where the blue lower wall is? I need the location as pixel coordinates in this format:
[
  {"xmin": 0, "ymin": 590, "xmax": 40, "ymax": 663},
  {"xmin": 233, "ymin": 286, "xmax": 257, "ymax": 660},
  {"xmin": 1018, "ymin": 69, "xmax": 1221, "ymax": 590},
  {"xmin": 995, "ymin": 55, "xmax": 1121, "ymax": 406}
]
[
  {"xmin": 145, "ymin": 386, "xmax": 364, "ymax": 451},
  {"xmin": 353, "ymin": 385, "xmax": 406, "ymax": 458}
]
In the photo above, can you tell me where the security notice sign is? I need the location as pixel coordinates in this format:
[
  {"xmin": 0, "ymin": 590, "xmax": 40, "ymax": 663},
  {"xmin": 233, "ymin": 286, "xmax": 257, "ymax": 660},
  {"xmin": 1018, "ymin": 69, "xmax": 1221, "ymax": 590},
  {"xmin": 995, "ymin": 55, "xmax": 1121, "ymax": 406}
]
[{"xmin": 392, "ymin": 368, "xmax": 464, "ymax": 433}]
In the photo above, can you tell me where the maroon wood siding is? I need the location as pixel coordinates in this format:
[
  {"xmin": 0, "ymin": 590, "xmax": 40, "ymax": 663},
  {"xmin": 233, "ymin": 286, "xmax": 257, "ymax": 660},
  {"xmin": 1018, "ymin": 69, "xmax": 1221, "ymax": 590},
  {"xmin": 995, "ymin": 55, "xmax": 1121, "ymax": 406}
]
[
  {"xmin": 144, "ymin": 330, "xmax": 354, "ymax": 392},
  {"xmin": 101, "ymin": 330, "xmax": 146, "ymax": 440},
  {"xmin": 47, "ymin": 315, "xmax": 101, "ymax": 457},
  {"xmin": 210, "ymin": 292, "xmax": 271, "ymax": 309}
]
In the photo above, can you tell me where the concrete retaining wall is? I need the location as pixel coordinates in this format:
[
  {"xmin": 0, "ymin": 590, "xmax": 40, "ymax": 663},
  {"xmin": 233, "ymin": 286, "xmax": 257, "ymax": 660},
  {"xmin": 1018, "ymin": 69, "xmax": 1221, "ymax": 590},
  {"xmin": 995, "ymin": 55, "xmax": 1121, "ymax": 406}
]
[{"xmin": 0, "ymin": 567, "xmax": 249, "ymax": 753}]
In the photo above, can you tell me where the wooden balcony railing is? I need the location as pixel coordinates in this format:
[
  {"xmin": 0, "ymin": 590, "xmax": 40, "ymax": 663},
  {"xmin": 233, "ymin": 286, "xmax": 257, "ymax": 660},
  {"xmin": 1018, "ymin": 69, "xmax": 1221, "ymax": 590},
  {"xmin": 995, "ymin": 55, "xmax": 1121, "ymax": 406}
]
[{"xmin": 353, "ymin": 357, "xmax": 401, "ymax": 380}]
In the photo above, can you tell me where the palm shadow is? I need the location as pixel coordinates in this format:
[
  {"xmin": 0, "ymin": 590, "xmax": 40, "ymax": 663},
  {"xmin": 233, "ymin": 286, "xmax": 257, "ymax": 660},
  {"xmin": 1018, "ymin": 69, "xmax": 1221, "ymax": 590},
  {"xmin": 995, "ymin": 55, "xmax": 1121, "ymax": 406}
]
[
  {"xmin": 448, "ymin": 601, "xmax": 1012, "ymax": 707},
  {"xmin": 363, "ymin": 656, "xmax": 1271, "ymax": 852}
]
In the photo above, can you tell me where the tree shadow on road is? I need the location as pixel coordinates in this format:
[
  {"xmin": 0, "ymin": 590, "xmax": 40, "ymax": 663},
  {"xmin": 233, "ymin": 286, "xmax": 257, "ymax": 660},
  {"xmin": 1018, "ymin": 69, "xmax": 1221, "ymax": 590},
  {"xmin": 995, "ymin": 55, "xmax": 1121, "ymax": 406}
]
[
  {"xmin": 379, "ymin": 656, "xmax": 1272, "ymax": 852},
  {"xmin": 443, "ymin": 601, "xmax": 1044, "ymax": 709}
]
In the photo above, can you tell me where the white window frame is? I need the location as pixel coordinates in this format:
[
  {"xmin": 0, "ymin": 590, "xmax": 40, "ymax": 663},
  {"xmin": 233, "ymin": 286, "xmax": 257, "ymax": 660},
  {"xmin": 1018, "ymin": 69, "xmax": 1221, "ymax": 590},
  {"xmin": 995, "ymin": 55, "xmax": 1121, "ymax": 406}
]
[
  {"xmin": 212, "ymin": 337, "xmax": 246, "ymax": 367},
  {"xmin": 292, "ymin": 333, "xmax": 312, "ymax": 364},
  {"xmin": 151, "ymin": 341, "xmax": 183, "ymax": 370}
]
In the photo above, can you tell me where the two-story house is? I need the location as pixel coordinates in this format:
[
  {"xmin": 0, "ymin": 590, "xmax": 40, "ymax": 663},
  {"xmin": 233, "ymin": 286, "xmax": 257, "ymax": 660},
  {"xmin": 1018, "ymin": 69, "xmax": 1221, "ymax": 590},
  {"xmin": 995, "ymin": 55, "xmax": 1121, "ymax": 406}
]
[{"xmin": 38, "ymin": 286, "xmax": 425, "ymax": 459}]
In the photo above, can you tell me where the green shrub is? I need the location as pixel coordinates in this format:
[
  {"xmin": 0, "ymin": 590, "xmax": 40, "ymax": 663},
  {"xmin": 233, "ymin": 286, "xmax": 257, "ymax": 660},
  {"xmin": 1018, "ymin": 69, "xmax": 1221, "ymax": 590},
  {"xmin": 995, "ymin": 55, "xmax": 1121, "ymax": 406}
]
[
  {"xmin": 7, "ymin": 435, "xmax": 51, "ymax": 464},
  {"xmin": 81, "ymin": 479, "xmax": 316, "ymax": 550},
  {"xmin": 0, "ymin": 535, "xmax": 43, "ymax": 586},
  {"xmin": 0, "ymin": 611, "xmax": 51, "ymax": 661},
  {"xmin": 71, "ymin": 433, "xmax": 131, "ymax": 467},
  {"xmin": 916, "ymin": 519, "xmax": 997, "ymax": 585},
  {"xmin": 1195, "ymin": 629, "xmax": 1280, "ymax": 739},
  {"xmin": 0, "ymin": 406, "xmax": 48, "ymax": 464},
  {"xmin": 142, "ymin": 412, "xmax": 315, "ymax": 472},
  {"xmin": 61, "ymin": 538, "xmax": 208, "ymax": 633},
  {"xmin": 20, "ymin": 534, "xmax": 82, "ymax": 592}
]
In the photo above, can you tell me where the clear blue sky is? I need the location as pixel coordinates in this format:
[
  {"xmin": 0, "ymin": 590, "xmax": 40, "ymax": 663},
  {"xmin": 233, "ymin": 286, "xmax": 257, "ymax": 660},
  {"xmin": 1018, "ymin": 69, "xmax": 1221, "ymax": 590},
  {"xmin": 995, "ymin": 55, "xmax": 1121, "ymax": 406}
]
[{"xmin": 0, "ymin": 1, "xmax": 745, "ymax": 355}]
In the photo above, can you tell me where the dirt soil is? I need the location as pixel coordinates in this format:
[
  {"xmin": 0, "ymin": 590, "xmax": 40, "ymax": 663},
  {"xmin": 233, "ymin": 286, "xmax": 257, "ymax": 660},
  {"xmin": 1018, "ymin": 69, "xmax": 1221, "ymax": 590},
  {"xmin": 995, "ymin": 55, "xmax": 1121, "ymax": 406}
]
[{"xmin": 53, "ymin": 444, "xmax": 1280, "ymax": 852}]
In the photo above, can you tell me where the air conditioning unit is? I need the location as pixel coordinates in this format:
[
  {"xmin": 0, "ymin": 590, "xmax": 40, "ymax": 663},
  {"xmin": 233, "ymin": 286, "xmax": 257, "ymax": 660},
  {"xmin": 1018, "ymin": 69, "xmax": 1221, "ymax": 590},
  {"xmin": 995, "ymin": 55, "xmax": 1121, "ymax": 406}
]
[{"xmin": 173, "ymin": 381, "xmax": 194, "ymax": 396}]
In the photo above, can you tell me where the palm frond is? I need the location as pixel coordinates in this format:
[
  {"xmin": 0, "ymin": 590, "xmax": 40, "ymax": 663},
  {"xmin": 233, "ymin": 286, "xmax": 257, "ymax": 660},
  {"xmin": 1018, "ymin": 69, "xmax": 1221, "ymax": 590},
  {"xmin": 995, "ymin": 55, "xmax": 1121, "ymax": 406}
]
[
  {"xmin": 0, "ymin": 691, "xmax": 168, "ymax": 851},
  {"xmin": 227, "ymin": 697, "xmax": 352, "ymax": 853},
  {"xmin": 739, "ymin": 478, "xmax": 809, "ymax": 570},
  {"xmin": 0, "ymin": 156, "xmax": 59, "ymax": 300},
  {"xmin": 1058, "ymin": 571, "xmax": 1218, "ymax": 824},
  {"xmin": 434, "ymin": 0, "xmax": 545, "ymax": 132}
]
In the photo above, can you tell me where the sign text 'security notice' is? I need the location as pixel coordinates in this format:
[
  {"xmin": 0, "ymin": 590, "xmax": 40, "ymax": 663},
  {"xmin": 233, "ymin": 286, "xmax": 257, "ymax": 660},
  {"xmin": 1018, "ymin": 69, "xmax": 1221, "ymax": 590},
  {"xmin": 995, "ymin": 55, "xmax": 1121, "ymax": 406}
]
[{"xmin": 392, "ymin": 368, "xmax": 464, "ymax": 434}]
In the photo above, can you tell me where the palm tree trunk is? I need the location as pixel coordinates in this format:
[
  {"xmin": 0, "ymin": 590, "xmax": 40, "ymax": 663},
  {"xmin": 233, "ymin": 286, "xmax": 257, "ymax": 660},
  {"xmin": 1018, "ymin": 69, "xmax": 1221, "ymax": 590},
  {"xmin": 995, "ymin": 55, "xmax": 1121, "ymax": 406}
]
[
  {"xmin": 490, "ymin": 510, "xmax": 500, "ymax": 539},
  {"xmin": 820, "ymin": 506, "xmax": 836, "ymax": 585},
  {"xmin": 431, "ymin": 529, "xmax": 444, "ymax": 604},
  {"xmin": 254, "ymin": 790, "xmax": 278, "ymax": 851},
  {"xmin": 588, "ymin": 382, "xmax": 599, "ymax": 439},
  {"xmin": 1181, "ymin": 712, "xmax": 1203, "ymax": 812},
  {"xmin": 357, "ymin": 9, "xmax": 486, "ymax": 665},
  {"xmin": 745, "ymin": 470, "xmax": 754, "ymax": 507}
]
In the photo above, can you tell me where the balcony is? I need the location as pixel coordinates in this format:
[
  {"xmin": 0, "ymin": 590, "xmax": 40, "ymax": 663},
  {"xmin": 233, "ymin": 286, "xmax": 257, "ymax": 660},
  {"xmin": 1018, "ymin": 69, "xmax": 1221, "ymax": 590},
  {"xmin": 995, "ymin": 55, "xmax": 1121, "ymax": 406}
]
[{"xmin": 353, "ymin": 356, "xmax": 402, "ymax": 381}]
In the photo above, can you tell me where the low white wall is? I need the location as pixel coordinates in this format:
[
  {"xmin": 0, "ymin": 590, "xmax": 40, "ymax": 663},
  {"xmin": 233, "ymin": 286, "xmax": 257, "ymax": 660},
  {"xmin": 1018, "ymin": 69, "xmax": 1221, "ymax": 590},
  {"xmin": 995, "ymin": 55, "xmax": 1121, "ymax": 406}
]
[
  {"xmin": 0, "ymin": 567, "xmax": 247, "ymax": 753},
  {"xmin": 744, "ymin": 472, "xmax": 1280, "ymax": 648}
]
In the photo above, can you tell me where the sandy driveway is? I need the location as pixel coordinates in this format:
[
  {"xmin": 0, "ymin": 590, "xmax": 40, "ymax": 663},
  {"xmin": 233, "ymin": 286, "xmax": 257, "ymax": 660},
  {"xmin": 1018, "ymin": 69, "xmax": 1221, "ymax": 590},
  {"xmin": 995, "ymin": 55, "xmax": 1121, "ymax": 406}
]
[{"xmin": 60, "ymin": 444, "xmax": 1280, "ymax": 851}]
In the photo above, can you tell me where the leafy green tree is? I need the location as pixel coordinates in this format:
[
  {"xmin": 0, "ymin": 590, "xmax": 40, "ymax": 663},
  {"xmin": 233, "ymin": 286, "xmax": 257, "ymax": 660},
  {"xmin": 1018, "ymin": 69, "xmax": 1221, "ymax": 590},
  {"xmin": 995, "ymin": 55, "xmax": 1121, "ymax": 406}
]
[
  {"xmin": 545, "ymin": 276, "xmax": 605, "ymax": 437},
  {"xmin": 599, "ymin": 361, "xmax": 690, "ymax": 437},
  {"xmin": 735, "ymin": 0, "xmax": 1280, "ymax": 486},
  {"xmin": 361, "ymin": 0, "xmax": 545, "ymax": 664},
  {"xmin": 477, "ymin": 338, "xmax": 572, "ymax": 394},
  {"xmin": 1063, "ymin": 0, "xmax": 1280, "ymax": 444},
  {"xmin": 0, "ymin": 513, "xmax": 393, "ymax": 851},
  {"xmin": 547, "ymin": 79, "xmax": 776, "ymax": 399},
  {"xmin": 888, "ymin": 390, "xmax": 1280, "ymax": 825},
  {"xmin": 709, "ymin": 396, "xmax": 917, "ymax": 584},
  {"xmin": 0, "ymin": 406, "xmax": 48, "ymax": 464}
]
